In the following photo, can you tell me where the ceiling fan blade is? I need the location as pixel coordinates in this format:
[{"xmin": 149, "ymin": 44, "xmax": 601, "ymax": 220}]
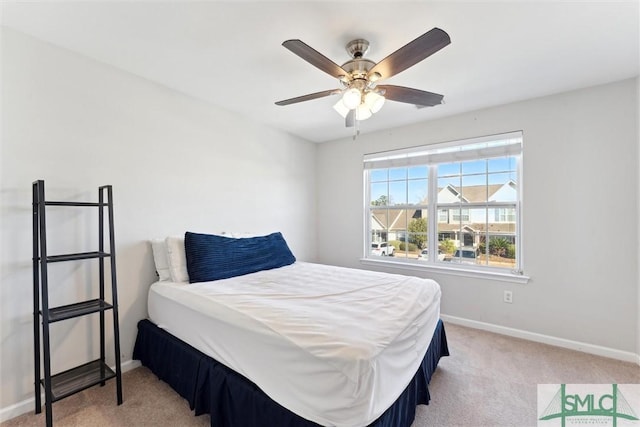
[
  {"xmin": 368, "ymin": 28, "xmax": 450, "ymax": 80},
  {"xmin": 283, "ymin": 40, "xmax": 349, "ymax": 79},
  {"xmin": 378, "ymin": 85, "xmax": 444, "ymax": 107},
  {"xmin": 345, "ymin": 109, "xmax": 355, "ymax": 127},
  {"xmin": 275, "ymin": 89, "xmax": 340, "ymax": 106}
]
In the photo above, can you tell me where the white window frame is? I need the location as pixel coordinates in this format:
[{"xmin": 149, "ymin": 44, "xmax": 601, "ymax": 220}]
[{"xmin": 362, "ymin": 131, "xmax": 528, "ymax": 283}]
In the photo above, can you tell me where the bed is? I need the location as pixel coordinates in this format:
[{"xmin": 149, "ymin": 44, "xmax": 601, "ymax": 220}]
[{"xmin": 133, "ymin": 232, "xmax": 449, "ymax": 427}]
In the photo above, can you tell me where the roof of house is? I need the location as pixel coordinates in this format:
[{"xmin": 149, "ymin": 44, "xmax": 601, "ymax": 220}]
[
  {"xmin": 371, "ymin": 208, "xmax": 422, "ymax": 231},
  {"xmin": 371, "ymin": 183, "xmax": 516, "ymax": 233},
  {"xmin": 438, "ymin": 183, "xmax": 507, "ymax": 203}
]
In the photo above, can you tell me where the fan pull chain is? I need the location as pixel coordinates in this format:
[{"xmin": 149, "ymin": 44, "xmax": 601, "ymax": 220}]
[{"xmin": 353, "ymin": 118, "xmax": 360, "ymax": 140}]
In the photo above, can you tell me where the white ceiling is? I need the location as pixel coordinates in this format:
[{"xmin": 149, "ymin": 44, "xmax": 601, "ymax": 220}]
[{"xmin": 2, "ymin": 1, "xmax": 639, "ymax": 143}]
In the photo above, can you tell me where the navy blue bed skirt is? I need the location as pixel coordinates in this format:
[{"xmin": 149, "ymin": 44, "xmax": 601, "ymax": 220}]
[{"xmin": 133, "ymin": 319, "xmax": 449, "ymax": 427}]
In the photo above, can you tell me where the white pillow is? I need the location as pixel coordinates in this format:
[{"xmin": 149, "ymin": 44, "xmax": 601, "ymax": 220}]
[
  {"xmin": 228, "ymin": 232, "xmax": 257, "ymax": 238},
  {"xmin": 165, "ymin": 236, "xmax": 189, "ymax": 283},
  {"xmin": 150, "ymin": 239, "xmax": 171, "ymax": 281}
]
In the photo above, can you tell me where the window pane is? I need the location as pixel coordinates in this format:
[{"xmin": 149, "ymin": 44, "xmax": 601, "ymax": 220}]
[
  {"xmin": 438, "ymin": 162, "xmax": 460, "ymax": 177},
  {"xmin": 437, "ymin": 237, "xmax": 455, "ymax": 262},
  {"xmin": 461, "ymin": 175, "xmax": 487, "ymax": 202},
  {"xmin": 488, "ymin": 173, "xmax": 517, "ymax": 202},
  {"xmin": 370, "ymin": 182, "xmax": 388, "ymax": 206},
  {"xmin": 462, "ymin": 160, "xmax": 486, "ymax": 175},
  {"xmin": 468, "ymin": 207, "xmax": 486, "ymax": 224},
  {"xmin": 438, "ymin": 207, "xmax": 483, "ymax": 263},
  {"xmin": 437, "ymin": 224, "xmax": 458, "ymax": 257},
  {"xmin": 370, "ymin": 209, "xmax": 389, "ymax": 244},
  {"xmin": 386, "ymin": 208, "xmax": 407, "ymax": 258},
  {"xmin": 482, "ymin": 235, "xmax": 517, "ymax": 269},
  {"xmin": 389, "ymin": 181, "xmax": 407, "ymax": 205},
  {"xmin": 437, "ymin": 177, "xmax": 460, "ymax": 202},
  {"xmin": 389, "ymin": 168, "xmax": 407, "ymax": 181},
  {"xmin": 476, "ymin": 208, "xmax": 517, "ymax": 268},
  {"xmin": 488, "ymin": 157, "xmax": 516, "ymax": 173},
  {"xmin": 408, "ymin": 166, "xmax": 428, "ymax": 179},
  {"xmin": 408, "ymin": 232, "xmax": 427, "ymax": 257},
  {"xmin": 408, "ymin": 212, "xmax": 427, "ymax": 248},
  {"xmin": 370, "ymin": 169, "xmax": 388, "ymax": 182},
  {"xmin": 408, "ymin": 179, "xmax": 428, "ymax": 205},
  {"xmin": 400, "ymin": 210, "xmax": 426, "ymax": 261}
]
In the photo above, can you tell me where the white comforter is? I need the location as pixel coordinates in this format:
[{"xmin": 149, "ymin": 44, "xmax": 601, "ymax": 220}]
[{"xmin": 148, "ymin": 262, "xmax": 441, "ymax": 427}]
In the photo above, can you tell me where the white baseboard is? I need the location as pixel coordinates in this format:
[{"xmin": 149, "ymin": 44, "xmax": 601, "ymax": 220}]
[
  {"xmin": 0, "ymin": 359, "xmax": 141, "ymax": 423},
  {"xmin": 440, "ymin": 314, "xmax": 640, "ymax": 365}
]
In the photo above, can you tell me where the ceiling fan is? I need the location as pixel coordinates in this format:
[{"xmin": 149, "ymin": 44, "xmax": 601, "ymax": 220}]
[{"xmin": 275, "ymin": 28, "xmax": 451, "ymax": 131}]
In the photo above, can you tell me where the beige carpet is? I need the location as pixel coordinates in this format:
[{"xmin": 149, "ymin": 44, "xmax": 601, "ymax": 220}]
[{"xmin": 3, "ymin": 322, "xmax": 638, "ymax": 427}]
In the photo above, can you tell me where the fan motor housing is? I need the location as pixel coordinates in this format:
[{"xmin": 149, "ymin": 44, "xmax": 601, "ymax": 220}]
[
  {"xmin": 341, "ymin": 39, "xmax": 374, "ymax": 80},
  {"xmin": 345, "ymin": 38, "xmax": 370, "ymax": 58},
  {"xmin": 341, "ymin": 58, "xmax": 375, "ymax": 79}
]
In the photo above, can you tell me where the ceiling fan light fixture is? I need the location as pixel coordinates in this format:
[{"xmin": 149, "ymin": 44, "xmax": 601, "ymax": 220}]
[
  {"xmin": 338, "ymin": 75, "xmax": 350, "ymax": 84},
  {"xmin": 333, "ymin": 99, "xmax": 350, "ymax": 118},
  {"xmin": 364, "ymin": 91, "xmax": 385, "ymax": 114},
  {"xmin": 356, "ymin": 104, "xmax": 372, "ymax": 121},
  {"xmin": 341, "ymin": 87, "xmax": 362, "ymax": 110},
  {"xmin": 276, "ymin": 28, "xmax": 451, "ymax": 136},
  {"xmin": 368, "ymin": 72, "xmax": 382, "ymax": 83}
]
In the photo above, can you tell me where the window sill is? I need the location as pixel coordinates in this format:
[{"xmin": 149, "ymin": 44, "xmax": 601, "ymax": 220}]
[{"xmin": 359, "ymin": 258, "xmax": 530, "ymax": 284}]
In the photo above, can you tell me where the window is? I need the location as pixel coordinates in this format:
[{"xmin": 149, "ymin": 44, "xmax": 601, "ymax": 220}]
[
  {"xmin": 364, "ymin": 131, "xmax": 523, "ymax": 275},
  {"xmin": 494, "ymin": 208, "xmax": 516, "ymax": 222},
  {"xmin": 451, "ymin": 208, "xmax": 470, "ymax": 222}
]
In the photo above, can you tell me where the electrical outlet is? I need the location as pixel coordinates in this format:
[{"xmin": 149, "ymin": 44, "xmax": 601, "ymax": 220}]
[{"xmin": 503, "ymin": 290, "xmax": 513, "ymax": 303}]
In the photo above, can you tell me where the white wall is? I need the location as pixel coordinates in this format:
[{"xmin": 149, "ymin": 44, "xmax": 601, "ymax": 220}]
[
  {"xmin": 0, "ymin": 28, "xmax": 317, "ymax": 412},
  {"xmin": 317, "ymin": 78, "xmax": 639, "ymax": 357},
  {"xmin": 637, "ymin": 78, "xmax": 640, "ymax": 363}
]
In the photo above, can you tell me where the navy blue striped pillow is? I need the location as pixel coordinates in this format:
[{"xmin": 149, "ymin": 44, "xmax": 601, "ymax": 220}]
[{"xmin": 184, "ymin": 231, "xmax": 296, "ymax": 283}]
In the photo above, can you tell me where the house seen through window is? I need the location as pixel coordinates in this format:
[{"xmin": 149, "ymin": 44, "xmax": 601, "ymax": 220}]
[{"xmin": 365, "ymin": 131, "xmax": 523, "ymax": 274}]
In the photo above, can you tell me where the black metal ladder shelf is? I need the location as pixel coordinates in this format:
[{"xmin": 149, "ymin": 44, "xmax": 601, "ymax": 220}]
[{"xmin": 32, "ymin": 180, "xmax": 123, "ymax": 427}]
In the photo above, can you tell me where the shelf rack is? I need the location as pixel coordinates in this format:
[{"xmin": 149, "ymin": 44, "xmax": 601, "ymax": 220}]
[{"xmin": 32, "ymin": 180, "xmax": 122, "ymax": 426}]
